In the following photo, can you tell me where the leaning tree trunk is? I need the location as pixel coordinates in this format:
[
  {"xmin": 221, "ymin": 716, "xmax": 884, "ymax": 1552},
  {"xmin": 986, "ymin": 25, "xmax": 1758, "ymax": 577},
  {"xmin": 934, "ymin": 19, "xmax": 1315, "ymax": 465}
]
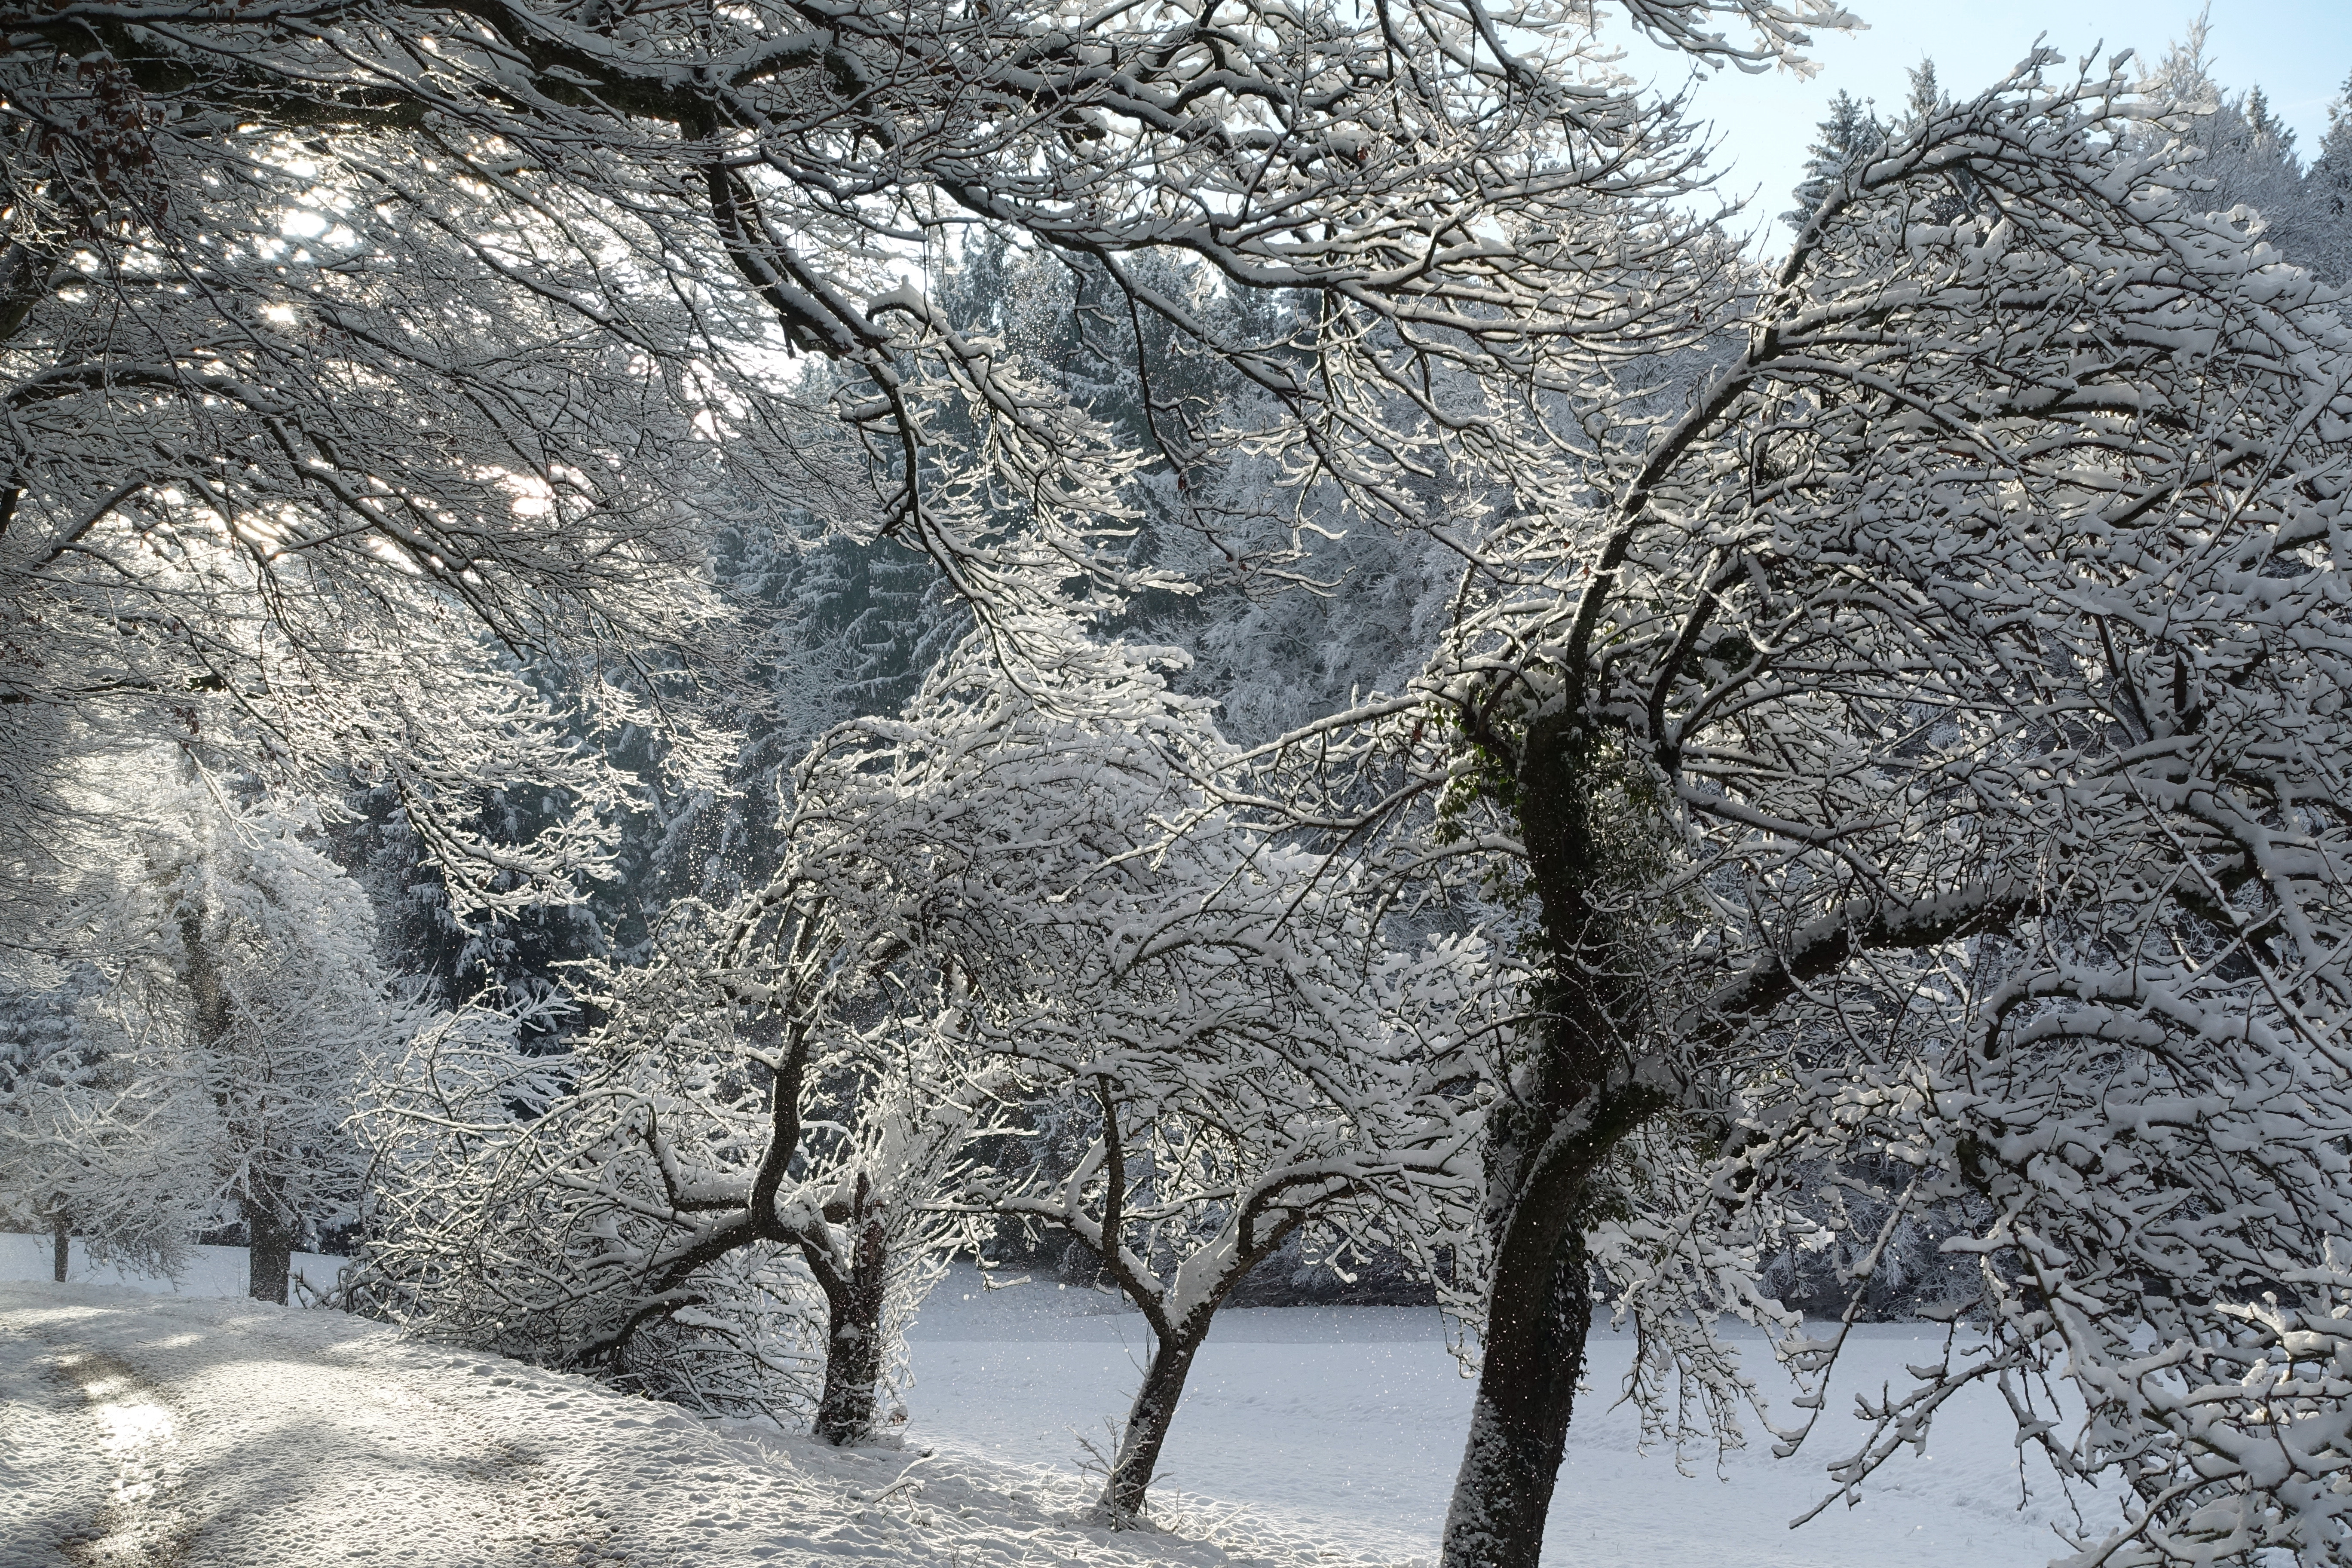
[
  {"xmin": 1085, "ymin": 1219, "xmax": 1311, "ymax": 1519},
  {"xmin": 1101, "ymin": 1322, "xmax": 1207, "ymax": 1521},
  {"xmin": 812, "ymin": 1172, "xmax": 890, "ymax": 1445},
  {"xmin": 1441, "ymin": 1222, "xmax": 1593, "ymax": 1568},
  {"xmin": 1064, "ymin": 1078, "xmax": 1314, "ymax": 1523},
  {"xmin": 1436, "ymin": 719, "xmax": 1661, "ymax": 1568}
]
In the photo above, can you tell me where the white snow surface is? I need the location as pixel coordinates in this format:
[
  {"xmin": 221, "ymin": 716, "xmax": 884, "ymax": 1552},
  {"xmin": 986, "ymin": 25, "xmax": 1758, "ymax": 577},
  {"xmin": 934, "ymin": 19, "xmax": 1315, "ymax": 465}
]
[
  {"xmin": 1, "ymin": 1277, "xmax": 1369, "ymax": 1568},
  {"xmin": 903, "ymin": 1268, "xmax": 2097, "ymax": 1567},
  {"xmin": 0, "ymin": 1233, "xmax": 350, "ymax": 1302},
  {"xmin": 1, "ymin": 1242, "xmax": 2102, "ymax": 1566}
]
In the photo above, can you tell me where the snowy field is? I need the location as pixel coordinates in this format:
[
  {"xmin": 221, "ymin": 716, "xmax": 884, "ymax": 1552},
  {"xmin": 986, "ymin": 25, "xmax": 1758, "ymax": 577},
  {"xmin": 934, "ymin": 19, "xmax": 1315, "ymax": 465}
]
[
  {"xmin": 1, "ymin": 1240, "xmax": 2103, "ymax": 1566},
  {"xmin": 903, "ymin": 1268, "xmax": 2096, "ymax": 1568},
  {"xmin": 0, "ymin": 1233, "xmax": 352, "ymax": 1302}
]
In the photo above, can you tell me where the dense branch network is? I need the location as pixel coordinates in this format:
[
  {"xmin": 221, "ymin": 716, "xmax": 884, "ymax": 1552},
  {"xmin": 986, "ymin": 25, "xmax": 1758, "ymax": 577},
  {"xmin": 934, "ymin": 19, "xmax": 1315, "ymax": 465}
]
[{"xmin": 1229, "ymin": 61, "xmax": 2352, "ymax": 1568}]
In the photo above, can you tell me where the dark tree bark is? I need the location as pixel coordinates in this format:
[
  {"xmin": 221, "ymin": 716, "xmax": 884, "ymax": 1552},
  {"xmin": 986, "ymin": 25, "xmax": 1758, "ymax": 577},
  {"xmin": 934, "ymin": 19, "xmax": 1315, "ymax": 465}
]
[
  {"xmin": 50, "ymin": 1201, "xmax": 68, "ymax": 1283},
  {"xmin": 569, "ymin": 961, "xmax": 920, "ymax": 1442},
  {"xmin": 1102, "ymin": 1325, "xmax": 1205, "ymax": 1520},
  {"xmin": 811, "ymin": 1170, "xmax": 889, "ymax": 1445},
  {"xmin": 1026, "ymin": 1078, "xmax": 1316, "ymax": 1522},
  {"xmin": 176, "ymin": 905, "xmax": 231, "ymax": 1050},
  {"xmin": 247, "ymin": 1198, "xmax": 294, "ymax": 1305},
  {"xmin": 1434, "ymin": 694, "xmax": 2032, "ymax": 1565},
  {"xmin": 1436, "ymin": 721, "xmax": 1659, "ymax": 1568},
  {"xmin": 1441, "ymin": 1225, "xmax": 1593, "ymax": 1567}
]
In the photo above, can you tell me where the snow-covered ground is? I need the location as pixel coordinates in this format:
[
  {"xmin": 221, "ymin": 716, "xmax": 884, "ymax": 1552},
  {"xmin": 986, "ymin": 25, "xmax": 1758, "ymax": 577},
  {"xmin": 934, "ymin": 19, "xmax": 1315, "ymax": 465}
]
[
  {"xmin": 1, "ymin": 1240, "xmax": 2102, "ymax": 1566},
  {"xmin": 0, "ymin": 1277, "xmax": 1381, "ymax": 1568},
  {"xmin": 903, "ymin": 1266, "xmax": 2096, "ymax": 1568}
]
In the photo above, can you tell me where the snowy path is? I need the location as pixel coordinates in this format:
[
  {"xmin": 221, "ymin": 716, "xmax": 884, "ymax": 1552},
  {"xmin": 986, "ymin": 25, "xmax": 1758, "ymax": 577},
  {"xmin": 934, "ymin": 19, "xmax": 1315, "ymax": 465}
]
[
  {"xmin": 0, "ymin": 1281, "xmax": 1400, "ymax": 1568},
  {"xmin": 2, "ymin": 1283, "xmax": 717, "ymax": 1566}
]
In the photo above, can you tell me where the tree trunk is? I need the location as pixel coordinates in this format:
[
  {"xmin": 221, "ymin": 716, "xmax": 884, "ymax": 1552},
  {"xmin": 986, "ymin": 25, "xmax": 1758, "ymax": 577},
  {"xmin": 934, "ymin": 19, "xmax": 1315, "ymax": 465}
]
[
  {"xmin": 1068, "ymin": 1074, "xmax": 1308, "ymax": 1523},
  {"xmin": 50, "ymin": 1203, "xmax": 68, "ymax": 1283},
  {"xmin": 181, "ymin": 896, "xmax": 304, "ymax": 1308},
  {"xmin": 1440, "ymin": 1226, "xmax": 1592, "ymax": 1568},
  {"xmin": 812, "ymin": 1175, "xmax": 889, "ymax": 1445},
  {"xmin": 246, "ymin": 1194, "xmax": 294, "ymax": 1305},
  {"xmin": 1436, "ymin": 722, "xmax": 1645, "ymax": 1568},
  {"xmin": 1101, "ymin": 1325, "xmax": 1205, "ymax": 1522}
]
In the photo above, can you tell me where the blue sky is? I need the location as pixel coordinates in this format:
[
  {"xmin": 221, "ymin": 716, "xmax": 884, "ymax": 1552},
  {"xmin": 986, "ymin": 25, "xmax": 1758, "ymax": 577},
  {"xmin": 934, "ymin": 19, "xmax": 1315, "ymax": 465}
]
[{"xmin": 1622, "ymin": 3, "xmax": 2352, "ymax": 245}]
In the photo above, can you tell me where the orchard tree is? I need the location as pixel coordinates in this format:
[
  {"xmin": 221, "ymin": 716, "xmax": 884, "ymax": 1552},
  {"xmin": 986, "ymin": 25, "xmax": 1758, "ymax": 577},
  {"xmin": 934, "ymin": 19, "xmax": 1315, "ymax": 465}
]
[
  {"xmin": 363, "ymin": 618, "xmax": 1504, "ymax": 1475},
  {"xmin": 8, "ymin": 772, "xmax": 414, "ymax": 1302},
  {"xmin": 0, "ymin": 976, "xmax": 212, "ymax": 1282},
  {"xmin": 358, "ymin": 763, "xmax": 1007, "ymax": 1440},
  {"xmin": 796, "ymin": 630, "xmax": 1505, "ymax": 1516},
  {"xmin": 1243, "ymin": 58, "xmax": 2352, "ymax": 1568},
  {"xmin": 975, "ymin": 924, "xmax": 1502, "ymax": 1522}
]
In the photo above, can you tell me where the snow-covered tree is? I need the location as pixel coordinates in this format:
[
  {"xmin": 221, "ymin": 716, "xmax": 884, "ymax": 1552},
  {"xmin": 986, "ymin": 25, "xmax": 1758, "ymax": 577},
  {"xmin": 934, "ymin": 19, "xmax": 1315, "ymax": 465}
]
[
  {"xmin": 2, "ymin": 772, "xmax": 414, "ymax": 1301},
  {"xmin": 0, "ymin": 968, "xmax": 207, "ymax": 1281},
  {"xmin": 792, "ymin": 630, "xmax": 1503, "ymax": 1515},
  {"xmin": 1782, "ymin": 89, "xmax": 1884, "ymax": 235},
  {"xmin": 1899, "ymin": 58, "xmax": 1948, "ymax": 126},
  {"xmin": 1244, "ymin": 56, "xmax": 2352, "ymax": 1568},
  {"xmin": 972, "ymin": 918, "xmax": 1500, "ymax": 1520},
  {"xmin": 356, "ymin": 773, "xmax": 1003, "ymax": 1440},
  {"xmin": 0, "ymin": 988, "xmax": 84, "ymax": 1277}
]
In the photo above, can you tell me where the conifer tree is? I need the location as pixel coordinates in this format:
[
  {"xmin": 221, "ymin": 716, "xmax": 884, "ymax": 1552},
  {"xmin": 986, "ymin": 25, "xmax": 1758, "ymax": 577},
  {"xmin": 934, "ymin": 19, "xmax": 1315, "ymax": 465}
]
[
  {"xmin": 2308, "ymin": 71, "xmax": 2352, "ymax": 278},
  {"xmin": 1783, "ymin": 90, "xmax": 1884, "ymax": 236},
  {"xmin": 2141, "ymin": 20, "xmax": 2324, "ymax": 269},
  {"xmin": 1900, "ymin": 58, "xmax": 1945, "ymax": 126}
]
